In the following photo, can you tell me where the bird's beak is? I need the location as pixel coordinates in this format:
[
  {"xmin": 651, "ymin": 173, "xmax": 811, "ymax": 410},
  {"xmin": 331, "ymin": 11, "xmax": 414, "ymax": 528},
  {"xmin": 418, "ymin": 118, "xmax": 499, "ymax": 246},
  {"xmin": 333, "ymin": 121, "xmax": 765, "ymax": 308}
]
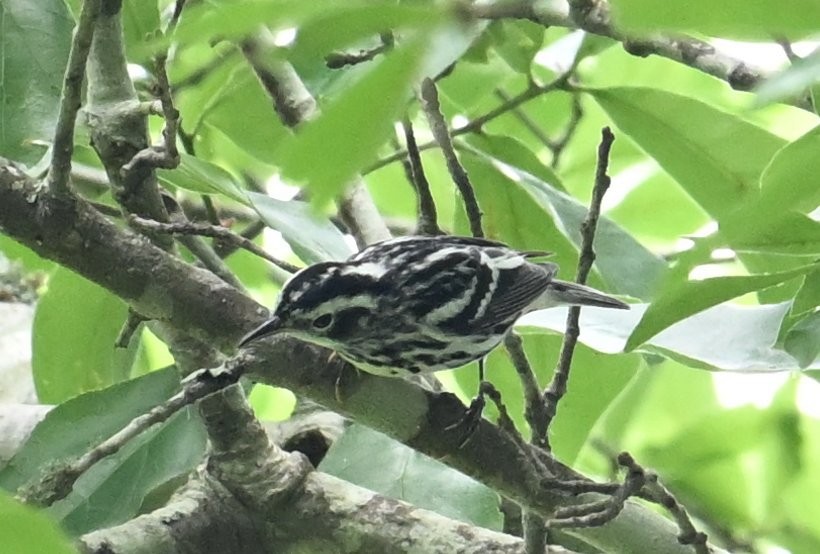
[{"xmin": 239, "ymin": 316, "xmax": 284, "ymax": 347}]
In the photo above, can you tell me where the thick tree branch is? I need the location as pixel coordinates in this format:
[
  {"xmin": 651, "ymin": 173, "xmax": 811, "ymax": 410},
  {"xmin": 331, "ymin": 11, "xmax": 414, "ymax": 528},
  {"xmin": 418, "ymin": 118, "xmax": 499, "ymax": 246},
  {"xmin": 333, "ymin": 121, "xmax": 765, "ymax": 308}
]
[
  {"xmin": 80, "ymin": 385, "xmax": 547, "ymax": 554},
  {"xmin": 47, "ymin": 0, "xmax": 101, "ymax": 195}
]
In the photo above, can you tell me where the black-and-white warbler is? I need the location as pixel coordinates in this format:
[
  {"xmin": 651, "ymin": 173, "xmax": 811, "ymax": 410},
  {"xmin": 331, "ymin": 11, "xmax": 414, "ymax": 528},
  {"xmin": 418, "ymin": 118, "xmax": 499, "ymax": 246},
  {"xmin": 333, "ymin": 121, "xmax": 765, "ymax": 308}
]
[{"xmin": 240, "ymin": 235, "xmax": 629, "ymax": 377}]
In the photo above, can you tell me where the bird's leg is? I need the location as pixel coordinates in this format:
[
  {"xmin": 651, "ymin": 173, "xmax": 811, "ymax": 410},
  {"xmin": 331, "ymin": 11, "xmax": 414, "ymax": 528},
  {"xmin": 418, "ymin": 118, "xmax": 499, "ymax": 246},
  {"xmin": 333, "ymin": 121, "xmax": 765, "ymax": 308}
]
[{"xmin": 446, "ymin": 358, "xmax": 489, "ymax": 446}]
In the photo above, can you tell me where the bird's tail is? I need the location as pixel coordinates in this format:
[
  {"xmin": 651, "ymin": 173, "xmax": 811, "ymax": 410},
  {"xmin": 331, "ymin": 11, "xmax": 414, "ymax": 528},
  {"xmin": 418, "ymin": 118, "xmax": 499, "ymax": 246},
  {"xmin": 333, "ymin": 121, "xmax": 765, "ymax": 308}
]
[{"xmin": 530, "ymin": 279, "xmax": 629, "ymax": 311}]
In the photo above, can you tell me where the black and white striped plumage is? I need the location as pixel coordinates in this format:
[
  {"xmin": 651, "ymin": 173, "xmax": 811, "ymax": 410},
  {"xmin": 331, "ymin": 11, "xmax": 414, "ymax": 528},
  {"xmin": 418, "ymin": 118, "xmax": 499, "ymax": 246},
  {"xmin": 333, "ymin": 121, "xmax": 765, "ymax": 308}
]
[{"xmin": 240, "ymin": 236, "xmax": 628, "ymax": 377}]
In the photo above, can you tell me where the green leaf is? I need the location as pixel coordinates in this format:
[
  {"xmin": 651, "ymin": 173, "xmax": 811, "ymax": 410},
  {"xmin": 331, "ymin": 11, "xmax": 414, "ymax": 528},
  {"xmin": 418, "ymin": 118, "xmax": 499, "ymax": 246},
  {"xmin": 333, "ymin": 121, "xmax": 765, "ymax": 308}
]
[
  {"xmin": 274, "ymin": 35, "xmax": 427, "ymax": 204},
  {"xmin": 590, "ymin": 87, "xmax": 786, "ymax": 220},
  {"xmin": 755, "ymin": 49, "xmax": 820, "ymax": 107},
  {"xmin": 609, "ymin": 0, "xmax": 820, "ymax": 40},
  {"xmin": 51, "ymin": 407, "xmax": 206, "ymax": 536},
  {"xmin": 32, "ymin": 268, "xmax": 134, "ymax": 403},
  {"xmin": 758, "ymin": 125, "xmax": 820, "ymax": 216},
  {"xmin": 784, "ymin": 312, "xmax": 820, "ymax": 369},
  {"xmin": 520, "ymin": 301, "xmax": 813, "ymax": 371},
  {"xmin": 0, "ymin": 491, "xmax": 79, "ymax": 554},
  {"xmin": 247, "ymin": 191, "xmax": 352, "ymax": 264},
  {"xmin": 156, "ymin": 153, "xmax": 248, "ymax": 204},
  {"xmin": 179, "ymin": 60, "xmax": 289, "ymax": 165},
  {"xmin": 0, "ymin": 234, "xmax": 54, "ymax": 273},
  {"xmin": 462, "ymin": 134, "xmax": 565, "ymax": 191},
  {"xmin": 722, "ymin": 211, "xmax": 820, "ymax": 255},
  {"xmin": 122, "ymin": 0, "xmax": 160, "ymax": 61},
  {"xmin": 793, "ymin": 269, "xmax": 820, "ymax": 316},
  {"xmin": 626, "ymin": 264, "xmax": 817, "ymax": 351},
  {"xmin": 0, "ymin": 0, "xmax": 73, "ymax": 164},
  {"xmin": 487, "ymin": 20, "xmax": 544, "ymax": 75},
  {"xmin": 291, "ymin": 3, "xmax": 442, "ymax": 66},
  {"xmin": 461, "ymin": 150, "xmax": 666, "ymax": 300},
  {"xmin": 320, "ymin": 424, "xmax": 503, "ymax": 530},
  {"xmin": 173, "ymin": 0, "xmax": 356, "ymax": 46},
  {"xmin": 0, "ymin": 369, "xmax": 179, "ymax": 492}
]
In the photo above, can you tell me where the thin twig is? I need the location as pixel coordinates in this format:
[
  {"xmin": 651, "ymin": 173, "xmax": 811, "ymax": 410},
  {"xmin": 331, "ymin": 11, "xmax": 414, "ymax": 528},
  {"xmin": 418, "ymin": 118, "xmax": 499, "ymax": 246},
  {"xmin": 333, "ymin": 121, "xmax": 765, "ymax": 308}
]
[
  {"xmin": 326, "ymin": 32, "xmax": 394, "ymax": 68},
  {"xmin": 504, "ymin": 332, "xmax": 550, "ymax": 552},
  {"xmin": 540, "ymin": 127, "xmax": 615, "ymax": 448},
  {"xmin": 493, "ymin": 89, "xmax": 555, "ymax": 149},
  {"xmin": 367, "ymin": 74, "xmax": 569, "ymax": 174},
  {"xmin": 550, "ymin": 94, "xmax": 584, "ymax": 169},
  {"xmin": 128, "ymin": 216, "xmax": 299, "ymax": 273},
  {"xmin": 47, "ymin": 0, "xmax": 101, "ymax": 195},
  {"xmin": 20, "ymin": 360, "xmax": 246, "ymax": 507},
  {"xmin": 420, "ymin": 78, "xmax": 484, "ymax": 238},
  {"xmin": 504, "ymin": 333, "xmax": 548, "ymax": 447},
  {"xmin": 548, "ymin": 452, "xmax": 645, "ymax": 529},
  {"xmin": 640, "ymin": 470, "xmax": 710, "ymax": 553},
  {"xmin": 401, "ymin": 117, "xmax": 441, "ymax": 235}
]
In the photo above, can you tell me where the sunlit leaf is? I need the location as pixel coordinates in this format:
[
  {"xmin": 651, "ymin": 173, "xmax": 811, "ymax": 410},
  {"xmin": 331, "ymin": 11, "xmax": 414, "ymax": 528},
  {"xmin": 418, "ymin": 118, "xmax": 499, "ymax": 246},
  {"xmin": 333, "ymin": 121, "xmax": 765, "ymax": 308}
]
[
  {"xmin": 247, "ymin": 192, "xmax": 352, "ymax": 264},
  {"xmin": 274, "ymin": 36, "xmax": 428, "ymax": 204},
  {"xmin": 590, "ymin": 87, "xmax": 786, "ymax": 220},
  {"xmin": 626, "ymin": 264, "xmax": 816, "ymax": 350},
  {"xmin": 32, "ymin": 268, "xmax": 135, "ymax": 403},
  {"xmin": 610, "ymin": 0, "xmax": 820, "ymax": 40}
]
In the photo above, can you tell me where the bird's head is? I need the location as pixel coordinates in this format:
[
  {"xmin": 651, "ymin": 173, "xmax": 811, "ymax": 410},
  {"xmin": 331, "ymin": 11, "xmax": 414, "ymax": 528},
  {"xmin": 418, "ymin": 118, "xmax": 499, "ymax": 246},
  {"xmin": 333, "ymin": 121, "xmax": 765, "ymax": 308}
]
[{"xmin": 238, "ymin": 260, "xmax": 387, "ymax": 349}]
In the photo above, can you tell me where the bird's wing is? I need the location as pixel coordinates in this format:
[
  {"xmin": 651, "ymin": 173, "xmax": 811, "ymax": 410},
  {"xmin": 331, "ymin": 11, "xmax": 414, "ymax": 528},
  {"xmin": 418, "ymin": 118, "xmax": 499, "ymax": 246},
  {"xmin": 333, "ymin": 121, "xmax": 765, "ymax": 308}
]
[{"xmin": 472, "ymin": 259, "xmax": 557, "ymax": 331}]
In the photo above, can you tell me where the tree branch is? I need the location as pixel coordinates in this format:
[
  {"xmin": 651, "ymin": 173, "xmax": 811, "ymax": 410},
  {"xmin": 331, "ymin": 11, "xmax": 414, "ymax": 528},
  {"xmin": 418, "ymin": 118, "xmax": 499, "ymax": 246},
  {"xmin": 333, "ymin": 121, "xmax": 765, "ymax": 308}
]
[
  {"xmin": 540, "ymin": 127, "xmax": 615, "ymax": 448},
  {"xmin": 0, "ymin": 160, "xmax": 712, "ymax": 554},
  {"xmin": 470, "ymin": 0, "xmax": 773, "ymax": 96},
  {"xmin": 241, "ymin": 38, "xmax": 391, "ymax": 247},
  {"xmin": 368, "ymin": 73, "xmax": 569, "ymax": 174},
  {"xmin": 401, "ymin": 117, "xmax": 441, "ymax": 235},
  {"xmin": 47, "ymin": 0, "xmax": 101, "ymax": 195},
  {"xmin": 128, "ymin": 216, "xmax": 300, "ymax": 273},
  {"xmin": 420, "ymin": 78, "xmax": 484, "ymax": 238}
]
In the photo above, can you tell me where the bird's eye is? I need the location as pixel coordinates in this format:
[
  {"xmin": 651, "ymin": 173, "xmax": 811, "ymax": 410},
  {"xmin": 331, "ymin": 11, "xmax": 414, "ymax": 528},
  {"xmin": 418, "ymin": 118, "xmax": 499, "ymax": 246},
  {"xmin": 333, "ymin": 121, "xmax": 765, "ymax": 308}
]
[{"xmin": 312, "ymin": 313, "xmax": 333, "ymax": 329}]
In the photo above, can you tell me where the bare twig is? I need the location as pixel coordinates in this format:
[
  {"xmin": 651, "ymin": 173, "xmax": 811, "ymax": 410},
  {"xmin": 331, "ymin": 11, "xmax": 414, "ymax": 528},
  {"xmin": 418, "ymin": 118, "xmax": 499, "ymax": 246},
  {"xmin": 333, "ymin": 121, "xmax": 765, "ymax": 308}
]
[
  {"xmin": 121, "ymin": 56, "xmax": 180, "ymax": 175},
  {"xmin": 420, "ymin": 78, "xmax": 484, "ymax": 238},
  {"xmin": 128, "ymin": 216, "xmax": 300, "ymax": 273},
  {"xmin": 504, "ymin": 334, "xmax": 548, "ymax": 447},
  {"xmin": 504, "ymin": 333, "xmax": 550, "ymax": 552},
  {"xmin": 550, "ymin": 94, "xmax": 584, "ymax": 169},
  {"xmin": 368, "ymin": 74, "xmax": 570, "ymax": 174},
  {"xmin": 20, "ymin": 360, "xmax": 246, "ymax": 507},
  {"xmin": 640, "ymin": 470, "xmax": 710, "ymax": 554},
  {"xmin": 47, "ymin": 0, "xmax": 101, "ymax": 194},
  {"xmin": 540, "ymin": 127, "xmax": 615, "ymax": 448},
  {"xmin": 401, "ymin": 117, "xmax": 441, "ymax": 235},
  {"xmin": 493, "ymin": 89, "xmax": 554, "ymax": 149},
  {"xmin": 326, "ymin": 32, "xmax": 394, "ymax": 68},
  {"xmin": 549, "ymin": 452, "xmax": 645, "ymax": 529}
]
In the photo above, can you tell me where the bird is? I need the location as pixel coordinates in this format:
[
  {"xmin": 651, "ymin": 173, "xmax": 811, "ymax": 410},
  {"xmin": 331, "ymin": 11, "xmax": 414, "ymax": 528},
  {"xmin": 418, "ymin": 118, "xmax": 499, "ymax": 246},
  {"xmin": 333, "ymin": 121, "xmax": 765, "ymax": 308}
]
[{"xmin": 239, "ymin": 235, "xmax": 629, "ymax": 378}]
